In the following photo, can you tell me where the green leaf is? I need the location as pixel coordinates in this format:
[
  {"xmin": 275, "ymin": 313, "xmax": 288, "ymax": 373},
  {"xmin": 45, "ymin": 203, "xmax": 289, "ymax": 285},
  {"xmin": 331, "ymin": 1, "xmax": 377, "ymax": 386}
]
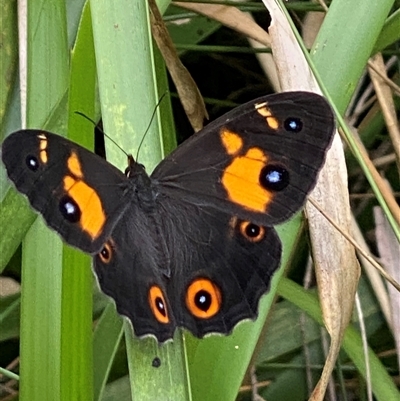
[
  {"xmin": 373, "ymin": 8, "xmax": 400, "ymax": 54},
  {"xmin": 311, "ymin": 0, "xmax": 395, "ymax": 113},
  {"xmin": 93, "ymin": 303, "xmax": 124, "ymax": 401},
  {"xmin": 60, "ymin": 3, "xmax": 96, "ymax": 400},
  {"xmin": 90, "ymin": 0, "xmax": 190, "ymax": 399},
  {"xmin": 0, "ymin": 0, "xmax": 18, "ymax": 131},
  {"xmin": 278, "ymin": 280, "xmax": 400, "ymax": 400},
  {"xmin": 19, "ymin": 0, "xmax": 69, "ymax": 399}
]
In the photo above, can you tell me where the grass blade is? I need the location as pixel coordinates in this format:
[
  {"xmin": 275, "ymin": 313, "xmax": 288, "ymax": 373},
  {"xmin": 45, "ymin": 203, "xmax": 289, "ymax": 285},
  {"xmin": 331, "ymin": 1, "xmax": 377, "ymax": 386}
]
[
  {"xmin": 19, "ymin": 0, "xmax": 69, "ymax": 399},
  {"xmin": 90, "ymin": 0, "xmax": 190, "ymax": 399}
]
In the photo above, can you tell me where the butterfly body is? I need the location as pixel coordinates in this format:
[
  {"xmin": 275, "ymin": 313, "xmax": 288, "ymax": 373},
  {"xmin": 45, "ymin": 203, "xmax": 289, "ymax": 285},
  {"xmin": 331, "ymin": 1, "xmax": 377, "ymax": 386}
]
[{"xmin": 1, "ymin": 91, "xmax": 335, "ymax": 342}]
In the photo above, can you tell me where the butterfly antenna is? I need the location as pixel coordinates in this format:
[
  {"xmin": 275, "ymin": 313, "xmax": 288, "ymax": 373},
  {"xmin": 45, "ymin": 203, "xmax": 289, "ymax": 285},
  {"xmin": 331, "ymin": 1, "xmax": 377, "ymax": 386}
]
[
  {"xmin": 74, "ymin": 111, "xmax": 129, "ymax": 158},
  {"xmin": 136, "ymin": 93, "xmax": 167, "ymax": 161}
]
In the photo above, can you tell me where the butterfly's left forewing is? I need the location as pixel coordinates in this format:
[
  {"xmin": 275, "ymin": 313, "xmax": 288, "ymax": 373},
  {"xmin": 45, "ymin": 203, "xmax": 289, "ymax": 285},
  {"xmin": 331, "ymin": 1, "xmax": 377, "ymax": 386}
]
[{"xmin": 2, "ymin": 130, "xmax": 130, "ymax": 253}]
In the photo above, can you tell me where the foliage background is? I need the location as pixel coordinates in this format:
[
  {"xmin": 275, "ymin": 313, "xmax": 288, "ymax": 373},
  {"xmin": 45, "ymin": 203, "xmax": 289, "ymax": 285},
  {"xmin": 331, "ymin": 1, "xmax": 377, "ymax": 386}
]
[{"xmin": 0, "ymin": 0, "xmax": 399, "ymax": 400}]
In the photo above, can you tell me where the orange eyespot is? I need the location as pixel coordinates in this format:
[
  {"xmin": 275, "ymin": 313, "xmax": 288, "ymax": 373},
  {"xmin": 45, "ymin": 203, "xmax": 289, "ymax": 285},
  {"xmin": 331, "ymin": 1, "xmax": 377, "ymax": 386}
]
[
  {"xmin": 185, "ymin": 278, "xmax": 222, "ymax": 319},
  {"xmin": 99, "ymin": 241, "xmax": 113, "ymax": 263},
  {"xmin": 148, "ymin": 286, "xmax": 169, "ymax": 324},
  {"xmin": 239, "ymin": 221, "xmax": 265, "ymax": 242}
]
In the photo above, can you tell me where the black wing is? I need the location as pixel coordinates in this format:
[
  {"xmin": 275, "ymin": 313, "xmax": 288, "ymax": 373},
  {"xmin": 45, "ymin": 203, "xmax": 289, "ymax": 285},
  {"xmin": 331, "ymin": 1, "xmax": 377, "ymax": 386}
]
[
  {"xmin": 2, "ymin": 130, "xmax": 131, "ymax": 253},
  {"xmin": 152, "ymin": 91, "xmax": 335, "ymax": 227}
]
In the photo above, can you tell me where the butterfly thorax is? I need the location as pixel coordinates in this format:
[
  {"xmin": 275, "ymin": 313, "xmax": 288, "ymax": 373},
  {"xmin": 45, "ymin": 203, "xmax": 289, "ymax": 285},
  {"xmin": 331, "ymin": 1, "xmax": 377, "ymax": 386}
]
[{"xmin": 125, "ymin": 155, "xmax": 156, "ymax": 211}]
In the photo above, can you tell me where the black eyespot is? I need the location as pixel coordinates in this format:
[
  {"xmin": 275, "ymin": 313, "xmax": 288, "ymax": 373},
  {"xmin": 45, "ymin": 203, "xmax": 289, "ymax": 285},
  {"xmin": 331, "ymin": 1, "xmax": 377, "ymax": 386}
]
[
  {"xmin": 26, "ymin": 155, "xmax": 39, "ymax": 171},
  {"xmin": 284, "ymin": 117, "xmax": 303, "ymax": 133},
  {"xmin": 245, "ymin": 223, "xmax": 260, "ymax": 238},
  {"xmin": 152, "ymin": 357, "xmax": 161, "ymax": 368},
  {"xmin": 260, "ymin": 165, "xmax": 289, "ymax": 191},
  {"xmin": 148, "ymin": 286, "xmax": 170, "ymax": 323},
  {"xmin": 239, "ymin": 221, "xmax": 265, "ymax": 242},
  {"xmin": 155, "ymin": 297, "xmax": 167, "ymax": 317},
  {"xmin": 100, "ymin": 243, "xmax": 112, "ymax": 263},
  {"xmin": 100, "ymin": 247, "xmax": 109, "ymax": 259},
  {"xmin": 59, "ymin": 195, "xmax": 81, "ymax": 223},
  {"xmin": 195, "ymin": 290, "xmax": 212, "ymax": 312}
]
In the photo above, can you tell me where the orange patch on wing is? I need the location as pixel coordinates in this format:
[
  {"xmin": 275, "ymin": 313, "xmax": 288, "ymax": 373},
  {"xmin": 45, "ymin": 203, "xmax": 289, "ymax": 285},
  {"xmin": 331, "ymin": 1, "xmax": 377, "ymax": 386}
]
[
  {"xmin": 256, "ymin": 104, "xmax": 279, "ymax": 130},
  {"xmin": 39, "ymin": 137, "xmax": 48, "ymax": 164},
  {"xmin": 67, "ymin": 151, "xmax": 84, "ymax": 178},
  {"xmin": 220, "ymin": 128, "xmax": 243, "ymax": 155},
  {"xmin": 63, "ymin": 175, "xmax": 106, "ymax": 239},
  {"xmin": 222, "ymin": 147, "xmax": 272, "ymax": 213}
]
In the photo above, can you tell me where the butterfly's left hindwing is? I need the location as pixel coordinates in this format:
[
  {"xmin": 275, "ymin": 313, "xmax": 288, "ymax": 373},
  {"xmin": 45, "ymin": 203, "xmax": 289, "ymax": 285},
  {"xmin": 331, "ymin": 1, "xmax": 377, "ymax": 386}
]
[{"xmin": 93, "ymin": 205, "xmax": 177, "ymax": 342}]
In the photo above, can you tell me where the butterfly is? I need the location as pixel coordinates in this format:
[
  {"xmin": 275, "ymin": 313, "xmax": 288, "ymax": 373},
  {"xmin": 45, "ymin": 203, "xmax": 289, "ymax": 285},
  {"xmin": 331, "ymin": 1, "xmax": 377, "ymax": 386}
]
[{"xmin": 1, "ymin": 91, "xmax": 335, "ymax": 342}]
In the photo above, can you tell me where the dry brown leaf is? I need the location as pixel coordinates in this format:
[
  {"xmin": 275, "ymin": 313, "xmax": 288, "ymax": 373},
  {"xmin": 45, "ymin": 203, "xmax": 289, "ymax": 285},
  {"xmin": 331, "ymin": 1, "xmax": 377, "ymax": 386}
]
[
  {"xmin": 309, "ymin": 198, "xmax": 399, "ymax": 291},
  {"xmin": 348, "ymin": 129, "xmax": 400, "ymax": 226},
  {"xmin": 368, "ymin": 53, "xmax": 400, "ymax": 174},
  {"xmin": 246, "ymin": 14, "xmax": 280, "ymax": 92},
  {"xmin": 173, "ymin": 1, "xmax": 278, "ymax": 90},
  {"xmin": 303, "ymin": 12, "xmax": 326, "ymax": 49},
  {"xmin": 149, "ymin": 0, "xmax": 207, "ymax": 132},
  {"xmin": 249, "ymin": 38, "xmax": 280, "ymax": 91},
  {"xmin": 374, "ymin": 206, "xmax": 400, "ymax": 372},
  {"xmin": 351, "ymin": 215, "xmax": 392, "ymax": 327},
  {"xmin": 0, "ymin": 277, "xmax": 20, "ymax": 296},
  {"xmin": 261, "ymin": 1, "xmax": 359, "ymax": 400},
  {"xmin": 173, "ymin": 1, "xmax": 270, "ymax": 47}
]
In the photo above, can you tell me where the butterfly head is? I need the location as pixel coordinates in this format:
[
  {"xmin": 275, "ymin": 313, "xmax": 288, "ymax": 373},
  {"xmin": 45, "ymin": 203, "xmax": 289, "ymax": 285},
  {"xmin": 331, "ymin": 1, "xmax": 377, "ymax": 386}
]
[{"xmin": 125, "ymin": 155, "xmax": 146, "ymax": 178}]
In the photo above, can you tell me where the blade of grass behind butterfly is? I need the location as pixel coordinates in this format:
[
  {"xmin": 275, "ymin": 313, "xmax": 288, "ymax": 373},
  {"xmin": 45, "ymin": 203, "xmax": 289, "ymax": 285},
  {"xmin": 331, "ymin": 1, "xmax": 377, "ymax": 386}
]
[
  {"xmin": 311, "ymin": 0, "xmax": 396, "ymax": 112},
  {"xmin": 277, "ymin": 279, "xmax": 400, "ymax": 400},
  {"xmin": 0, "ymin": 1, "xmax": 52, "ymax": 275},
  {"xmin": 90, "ymin": 1, "xmax": 190, "ymax": 400},
  {"xmin": 0, "ymin": 0, "xmax": 17, "ymax": 134},
  {"xmin": 302, "ymin": 0, "xmax": 400, "ymax": 323},
  {"xmin": 373, "ymin": 7, "xmax": 400, "ymax": 54},
  {"xmin": 311, "ymin": 0, "xmax": 400, "ymax": 237},
  {"xmin": 19, "ymin": 0, "xmax": 69, "ymax": 400},
  {"xmin": 0, "ymin": 0, "xmax": 88, "ymax": 274},
  {"xmin": 59, "ymin": 3, "xmax": 95, "ymax": 400}
]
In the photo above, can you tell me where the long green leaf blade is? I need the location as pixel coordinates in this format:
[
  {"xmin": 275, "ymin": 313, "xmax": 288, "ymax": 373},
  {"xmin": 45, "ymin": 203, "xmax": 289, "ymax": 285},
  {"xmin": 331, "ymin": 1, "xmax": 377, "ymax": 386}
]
[
  {"xmin": 90, "ymin": 0, "xmax": 190, "ymax": 399},
  {"xmin": 19, "ymin": 1, "xmax": 69, "ymax": 400},
  {"xmin": 60, "ymin": 2, "xmax": 96, "ymax": 399}
]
